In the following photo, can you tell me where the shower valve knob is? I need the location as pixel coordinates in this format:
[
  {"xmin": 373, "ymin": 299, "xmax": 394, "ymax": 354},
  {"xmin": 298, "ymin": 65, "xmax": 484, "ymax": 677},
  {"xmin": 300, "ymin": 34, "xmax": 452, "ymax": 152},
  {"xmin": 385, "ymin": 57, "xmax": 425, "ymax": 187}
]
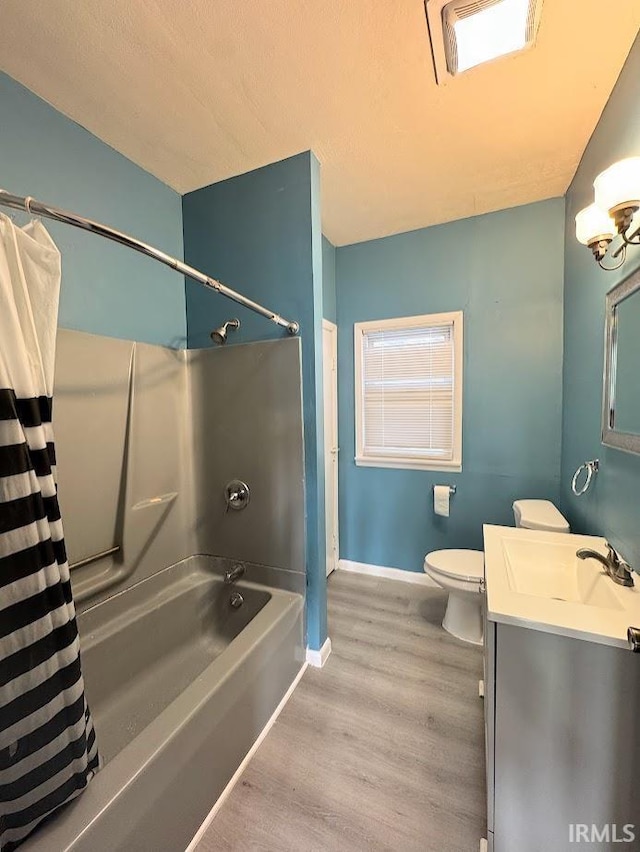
[{"xmin": 225, "ymin": 480, "xmax": 250, "ymax": 511}]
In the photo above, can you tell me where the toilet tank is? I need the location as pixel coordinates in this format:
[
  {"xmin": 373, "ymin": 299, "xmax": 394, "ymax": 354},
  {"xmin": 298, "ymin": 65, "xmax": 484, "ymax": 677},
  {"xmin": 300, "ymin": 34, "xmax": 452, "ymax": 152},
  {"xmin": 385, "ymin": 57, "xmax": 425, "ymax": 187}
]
[{"xmin": 512, "ymin": 499, "xmax": 569, "ymax": 533}]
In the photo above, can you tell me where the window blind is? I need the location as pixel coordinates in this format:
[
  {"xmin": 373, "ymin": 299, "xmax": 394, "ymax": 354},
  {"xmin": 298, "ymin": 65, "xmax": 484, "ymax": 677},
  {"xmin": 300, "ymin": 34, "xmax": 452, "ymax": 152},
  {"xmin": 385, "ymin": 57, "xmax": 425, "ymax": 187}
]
[{"xmin": 361, "ymin": 322, "xmax": 455, "ymax": 461}]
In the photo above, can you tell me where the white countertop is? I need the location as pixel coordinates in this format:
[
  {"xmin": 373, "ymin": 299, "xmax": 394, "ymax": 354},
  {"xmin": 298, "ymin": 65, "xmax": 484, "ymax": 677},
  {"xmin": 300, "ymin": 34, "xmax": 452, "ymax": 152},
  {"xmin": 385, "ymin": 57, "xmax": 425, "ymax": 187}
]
[{"xmin": 483, "ymin": 524, "xmax": 640, "ymax": 649}]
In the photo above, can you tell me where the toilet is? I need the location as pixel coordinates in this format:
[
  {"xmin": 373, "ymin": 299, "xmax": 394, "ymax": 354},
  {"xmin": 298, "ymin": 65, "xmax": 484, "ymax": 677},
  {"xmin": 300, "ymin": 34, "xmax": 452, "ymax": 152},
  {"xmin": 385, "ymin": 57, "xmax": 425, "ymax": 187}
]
[
  {"xmin": 424, "ymin": 499, "xmax": 569, "ymax": 645},
  {"xmin": 424, "ymin": 549, "xmax": 485, "ymax": 645}
]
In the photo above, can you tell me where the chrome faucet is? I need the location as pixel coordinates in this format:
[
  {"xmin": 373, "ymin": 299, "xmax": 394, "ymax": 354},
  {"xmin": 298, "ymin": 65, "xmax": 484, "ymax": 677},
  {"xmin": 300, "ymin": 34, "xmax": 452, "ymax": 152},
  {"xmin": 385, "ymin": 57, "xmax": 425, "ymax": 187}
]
[
  {"xmin": 224, "ymin": 563, "xmax": 245, "ymax": 585},
  {"xmin": 576, "ymin": 542, "xmax": 634, "ymax": 588}
]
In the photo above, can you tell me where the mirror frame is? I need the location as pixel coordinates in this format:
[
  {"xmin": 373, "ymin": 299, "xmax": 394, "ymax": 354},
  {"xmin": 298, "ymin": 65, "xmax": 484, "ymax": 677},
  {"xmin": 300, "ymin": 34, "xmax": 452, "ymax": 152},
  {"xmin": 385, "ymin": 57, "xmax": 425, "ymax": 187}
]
[{"xmin": 602, "ymin": 265, "xmax": 640, "ymax": 454}]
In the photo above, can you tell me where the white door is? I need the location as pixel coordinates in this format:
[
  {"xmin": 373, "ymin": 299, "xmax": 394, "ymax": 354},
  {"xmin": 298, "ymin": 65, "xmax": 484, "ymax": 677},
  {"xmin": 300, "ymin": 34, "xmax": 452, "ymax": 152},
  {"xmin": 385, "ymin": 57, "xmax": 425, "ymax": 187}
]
[{"xmin": 322, "ymin": 320, "xmax": 339, "ymax": 577}]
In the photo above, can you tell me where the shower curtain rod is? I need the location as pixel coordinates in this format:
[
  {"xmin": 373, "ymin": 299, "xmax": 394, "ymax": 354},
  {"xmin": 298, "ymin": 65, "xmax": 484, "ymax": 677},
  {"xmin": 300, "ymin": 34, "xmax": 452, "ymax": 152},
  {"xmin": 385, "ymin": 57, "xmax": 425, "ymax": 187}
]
[{"xmin": 0, "ymin": 189, "xmax": 300, "ymax": 336}]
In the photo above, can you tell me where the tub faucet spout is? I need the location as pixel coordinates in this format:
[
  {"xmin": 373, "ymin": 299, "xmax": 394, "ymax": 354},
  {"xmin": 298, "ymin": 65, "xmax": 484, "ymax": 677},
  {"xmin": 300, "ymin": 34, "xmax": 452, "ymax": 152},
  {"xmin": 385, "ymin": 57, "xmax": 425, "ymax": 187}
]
[{"xmin": 224, "ymin": 563, "xmax": 245, "ymax": 585}]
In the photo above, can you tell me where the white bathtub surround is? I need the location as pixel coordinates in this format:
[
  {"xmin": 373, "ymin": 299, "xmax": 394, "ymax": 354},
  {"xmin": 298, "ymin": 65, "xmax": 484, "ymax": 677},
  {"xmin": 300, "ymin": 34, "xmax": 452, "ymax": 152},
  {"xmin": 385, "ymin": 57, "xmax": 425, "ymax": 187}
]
[
  {"xmin": 338, "ymin": 559, "xmax": 439, "ymax": 587},
  {"xmin": 306, "ymin": 637, "xmax": 332, "ymax": 668},
  {"xmin": 186, "ymin": 662, "xmax": 308, "ymax": 852}
]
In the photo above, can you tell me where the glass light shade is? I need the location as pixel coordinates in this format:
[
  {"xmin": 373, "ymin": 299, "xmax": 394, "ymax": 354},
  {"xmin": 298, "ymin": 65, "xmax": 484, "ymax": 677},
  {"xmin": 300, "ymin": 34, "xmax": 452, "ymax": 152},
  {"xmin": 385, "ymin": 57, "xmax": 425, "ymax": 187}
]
[
  {"xmin": 452, "ymin": 0, "xmax": 530, "ymax": 73},
  {"xmin": 575, "ymin": 204, "xmax": 615, "ymax": 246},
  {"xmin": 594, "ymin": 157, "xmax": 640, "ymax": 215}
]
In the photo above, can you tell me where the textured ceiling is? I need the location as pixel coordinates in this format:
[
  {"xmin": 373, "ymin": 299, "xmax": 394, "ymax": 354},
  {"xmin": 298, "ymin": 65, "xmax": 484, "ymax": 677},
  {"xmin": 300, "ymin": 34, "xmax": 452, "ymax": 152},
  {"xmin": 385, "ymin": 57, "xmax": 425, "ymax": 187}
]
[{"xmin": 1, "ymin": 1, "xmax": 639, "ymax": 245}]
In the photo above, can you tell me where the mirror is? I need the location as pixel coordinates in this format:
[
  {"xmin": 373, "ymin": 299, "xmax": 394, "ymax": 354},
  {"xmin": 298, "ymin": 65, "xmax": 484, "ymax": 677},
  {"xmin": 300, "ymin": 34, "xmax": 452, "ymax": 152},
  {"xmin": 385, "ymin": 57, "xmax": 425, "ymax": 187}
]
[{"xmin": 602, "ymin": 266, "xmax": 640, "ymax": 453}]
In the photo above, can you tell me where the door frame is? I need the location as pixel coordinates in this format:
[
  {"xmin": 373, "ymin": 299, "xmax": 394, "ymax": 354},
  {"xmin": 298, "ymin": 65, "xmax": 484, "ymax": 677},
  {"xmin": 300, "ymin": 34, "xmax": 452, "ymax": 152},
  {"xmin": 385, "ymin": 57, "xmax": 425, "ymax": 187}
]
[{"xmin": 322, "ymin": 319, "xmax": 339, "ymax": 577}]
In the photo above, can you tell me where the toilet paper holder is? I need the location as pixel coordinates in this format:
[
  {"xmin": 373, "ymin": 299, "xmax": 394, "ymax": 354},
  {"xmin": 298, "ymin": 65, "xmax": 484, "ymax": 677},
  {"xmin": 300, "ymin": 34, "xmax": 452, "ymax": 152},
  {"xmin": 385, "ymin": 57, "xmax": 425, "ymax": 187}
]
[{"xmin": 434, "ymin": 485, "xmax": 456, "ymax": 495}]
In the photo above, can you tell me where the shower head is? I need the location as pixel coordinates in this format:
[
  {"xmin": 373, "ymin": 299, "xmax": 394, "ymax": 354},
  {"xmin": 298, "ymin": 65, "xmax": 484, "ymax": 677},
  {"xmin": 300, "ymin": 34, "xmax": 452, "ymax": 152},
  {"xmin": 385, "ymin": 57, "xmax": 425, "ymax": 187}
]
[{"xmin": 211, "ymin": 318, "xmax": 240, "ymax": 345}]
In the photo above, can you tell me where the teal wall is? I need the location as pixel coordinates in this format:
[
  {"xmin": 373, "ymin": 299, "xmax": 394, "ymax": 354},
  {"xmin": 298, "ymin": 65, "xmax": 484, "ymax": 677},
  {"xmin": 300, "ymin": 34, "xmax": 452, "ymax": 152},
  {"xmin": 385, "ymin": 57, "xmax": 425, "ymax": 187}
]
[
  {"xmin": 322, "ymin": 236, "xmax": 337, "ymax": 323},
  {"xmin": 336, "ymin": 199, "xmax": 565, "ymax": 571},
  {"xmin": 183, "ymin": 152, "xmax": 327, "ymax": 649},
  {"xmin": 0, "ymin": 73, "xmax": 186, "ymax": 347},
  {"xmin": 561, "ymin": 33, "xmax": 640, "ymax": 567}
]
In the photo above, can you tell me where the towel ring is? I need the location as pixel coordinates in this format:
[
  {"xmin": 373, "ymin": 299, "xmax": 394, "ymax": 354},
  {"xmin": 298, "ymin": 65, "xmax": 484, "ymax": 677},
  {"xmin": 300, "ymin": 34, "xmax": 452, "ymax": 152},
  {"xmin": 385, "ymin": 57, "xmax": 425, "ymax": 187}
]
[{"xmin": 571, "ymin": 459, "xmax": 599, "ymax": 496}]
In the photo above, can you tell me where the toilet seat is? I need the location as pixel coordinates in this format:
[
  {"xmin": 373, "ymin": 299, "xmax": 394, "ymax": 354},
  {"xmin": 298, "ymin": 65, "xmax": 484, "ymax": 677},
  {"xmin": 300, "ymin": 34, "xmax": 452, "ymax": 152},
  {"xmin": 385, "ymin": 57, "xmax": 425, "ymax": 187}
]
[{"xmin": 424, "ymin": 549, "xmax": 484, "ymax": 584}]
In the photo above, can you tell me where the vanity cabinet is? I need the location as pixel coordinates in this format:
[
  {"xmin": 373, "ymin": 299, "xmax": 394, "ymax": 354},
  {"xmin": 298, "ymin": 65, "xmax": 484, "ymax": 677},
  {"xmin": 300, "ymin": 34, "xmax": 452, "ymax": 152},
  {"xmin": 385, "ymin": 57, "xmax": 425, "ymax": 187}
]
[
  {"xmin": 482, "ymin": 599, "xmax": 496, "ymax": 848},
  {"xmin": 484, "ymin": 619, "xmax": 640, "ymax": 852}
]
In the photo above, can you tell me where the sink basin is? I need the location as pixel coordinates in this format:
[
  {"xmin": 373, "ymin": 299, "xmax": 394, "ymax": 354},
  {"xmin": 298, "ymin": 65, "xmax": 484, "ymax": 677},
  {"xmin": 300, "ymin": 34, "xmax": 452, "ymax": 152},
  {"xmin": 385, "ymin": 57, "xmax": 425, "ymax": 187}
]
[
  {"xmin": 484, "ymin": 524, "xmax": 640, "ymax": 649},
  {"xmin": 502, "ymin": 538, "xmax": 624, "ymax": 611}
]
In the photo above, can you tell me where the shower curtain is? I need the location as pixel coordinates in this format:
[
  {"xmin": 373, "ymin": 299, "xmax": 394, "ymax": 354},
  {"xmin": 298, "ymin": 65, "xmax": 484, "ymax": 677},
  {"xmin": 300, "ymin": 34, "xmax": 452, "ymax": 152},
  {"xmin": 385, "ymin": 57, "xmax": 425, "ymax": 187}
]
[{"xmin": 0, "ymin": 214, "xmax": 98, "ymax": 850}]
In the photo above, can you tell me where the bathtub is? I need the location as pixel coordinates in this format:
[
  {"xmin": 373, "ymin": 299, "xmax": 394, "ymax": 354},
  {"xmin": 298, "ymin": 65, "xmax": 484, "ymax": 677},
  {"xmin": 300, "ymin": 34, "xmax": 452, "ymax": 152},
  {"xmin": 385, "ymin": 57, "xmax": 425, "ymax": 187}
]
[{"xmin": 24, "ymin": 556, "xmax": 304, "ymax": 851}]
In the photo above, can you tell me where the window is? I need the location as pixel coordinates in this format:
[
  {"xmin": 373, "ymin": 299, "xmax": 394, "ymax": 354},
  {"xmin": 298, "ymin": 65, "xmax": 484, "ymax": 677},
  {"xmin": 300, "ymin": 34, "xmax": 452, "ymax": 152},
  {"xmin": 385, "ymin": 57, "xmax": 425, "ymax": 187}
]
[{"xmin": 354, "ymin": 312, "xmax": 463, "ymax": 471}]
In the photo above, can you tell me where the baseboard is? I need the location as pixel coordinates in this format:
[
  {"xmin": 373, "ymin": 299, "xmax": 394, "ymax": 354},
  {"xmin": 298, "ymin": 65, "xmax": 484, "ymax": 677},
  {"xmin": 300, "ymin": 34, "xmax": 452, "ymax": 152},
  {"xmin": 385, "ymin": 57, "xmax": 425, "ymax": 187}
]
[
  {"xmin": 185, "ymin": 662, "xmax": 308, "ymax": 851},
  {"xmin": 338, "ymin": 559, "xmax": 439, "ymax": 587},
  {"xmin": 305, "ymin": 636, "xmax": 332, "ymax": 668}
]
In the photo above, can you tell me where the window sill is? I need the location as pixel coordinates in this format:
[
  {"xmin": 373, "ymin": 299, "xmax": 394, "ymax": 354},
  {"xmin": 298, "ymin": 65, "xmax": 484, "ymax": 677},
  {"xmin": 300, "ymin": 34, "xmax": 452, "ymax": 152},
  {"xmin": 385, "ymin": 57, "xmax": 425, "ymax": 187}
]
[{"xmin": 355, "ymin": 456, "xmax": 462, "ymax": 473}]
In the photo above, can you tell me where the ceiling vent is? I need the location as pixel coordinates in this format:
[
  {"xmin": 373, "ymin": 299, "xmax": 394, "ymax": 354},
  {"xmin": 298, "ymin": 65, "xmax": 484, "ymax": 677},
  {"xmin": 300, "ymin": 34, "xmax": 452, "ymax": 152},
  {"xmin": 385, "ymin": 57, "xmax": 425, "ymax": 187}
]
[{"xmin": 425, "ymin": 0, "xmax": 543, "ymax": 84}]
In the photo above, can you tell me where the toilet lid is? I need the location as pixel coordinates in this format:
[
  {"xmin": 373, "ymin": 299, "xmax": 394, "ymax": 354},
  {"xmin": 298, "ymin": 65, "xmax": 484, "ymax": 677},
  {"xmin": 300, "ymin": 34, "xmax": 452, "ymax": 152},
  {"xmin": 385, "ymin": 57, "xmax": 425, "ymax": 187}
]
[
  {"xmin": 424, "ymin": 549, "xmax": 485, "ymax": 583},
  {"xmin": 512, "ymin": 499, "xmax": 569, "ymax": 533}
]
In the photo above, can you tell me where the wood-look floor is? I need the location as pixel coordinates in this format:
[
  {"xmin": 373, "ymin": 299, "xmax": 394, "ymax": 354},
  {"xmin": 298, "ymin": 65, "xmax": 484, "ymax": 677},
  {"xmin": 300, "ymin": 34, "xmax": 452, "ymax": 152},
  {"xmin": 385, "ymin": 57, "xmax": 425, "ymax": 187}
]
[{"xmin": 196, "ymin": 571, "xmax": 486, "ymax": 852}]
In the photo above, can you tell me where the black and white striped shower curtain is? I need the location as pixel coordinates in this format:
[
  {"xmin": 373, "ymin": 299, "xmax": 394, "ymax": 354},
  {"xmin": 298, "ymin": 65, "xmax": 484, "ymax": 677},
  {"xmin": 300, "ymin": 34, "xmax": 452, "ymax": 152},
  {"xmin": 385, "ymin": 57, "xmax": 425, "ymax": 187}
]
[{"xmin": 0, "ymin": 214, "xmax": 98, "ymax": 850}]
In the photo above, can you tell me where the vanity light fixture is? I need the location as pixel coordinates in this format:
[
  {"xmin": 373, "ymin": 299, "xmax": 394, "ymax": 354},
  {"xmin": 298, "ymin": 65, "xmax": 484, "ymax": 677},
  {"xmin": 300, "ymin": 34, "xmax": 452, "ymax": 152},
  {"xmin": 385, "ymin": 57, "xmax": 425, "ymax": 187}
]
[
  {"xmin": 575, "ymin": 157, "xmax": 640, "ymax": 271},
  {"xmin": 594, "ymin": 157, "xmax": 640, "ymax": 236},
  {"xmin": 575, "ymin": 204, "xmax": 616, "ymax": 265}
]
